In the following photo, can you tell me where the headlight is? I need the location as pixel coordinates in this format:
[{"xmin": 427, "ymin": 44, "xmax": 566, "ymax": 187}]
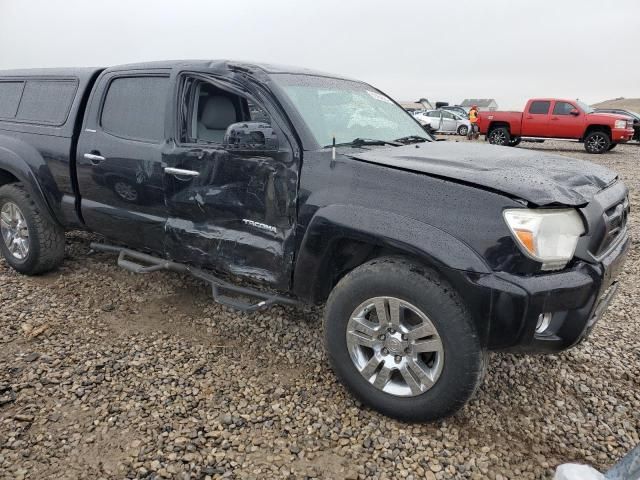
[
  {"xmin": 615, "ymin": 119, "xmax": 627, "ymax": 129},
  {"xmin": 503, "ymin": 209, "xmax": 585, "ymax": 271}
]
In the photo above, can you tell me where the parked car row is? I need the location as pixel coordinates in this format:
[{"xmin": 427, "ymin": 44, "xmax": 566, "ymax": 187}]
[{"xmin": 404, "ymin": 99, "xmax": 638, "ymax": 153}]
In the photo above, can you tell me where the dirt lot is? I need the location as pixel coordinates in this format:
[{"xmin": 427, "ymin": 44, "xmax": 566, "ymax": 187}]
[{"xmin": 1, "ymin": 140, "xmax": 639, "ymax": 480}]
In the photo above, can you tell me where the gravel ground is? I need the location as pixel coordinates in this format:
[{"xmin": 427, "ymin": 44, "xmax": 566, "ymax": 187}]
[{"xmin": 1, "ymin": 140, "xmax": 639, "ymax": 480}]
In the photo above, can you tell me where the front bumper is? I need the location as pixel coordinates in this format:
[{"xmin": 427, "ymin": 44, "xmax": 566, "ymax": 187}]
[
  {"xmin": 447, "ymin": 233, "xmax": 630, "ymax": 353},
  {"xmin": 612, "ymin": 128, "xmax": 635, "ymax": 142}
]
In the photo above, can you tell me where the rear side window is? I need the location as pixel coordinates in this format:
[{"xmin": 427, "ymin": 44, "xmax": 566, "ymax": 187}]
[
  {"xmin": 17, "ymin": 80, "xmax": 78, "ymax": 124},
  {"xmin": 101, "ymin": 76, "xmax": 169, "ymax": 142},
  {"xmin": 0, "ymin": 79, "xmax": 77, "ymax": 125},
  {"xmin": 529, "ymin": 101, "xmax": 550, "ymax": 115},
  {"xmin": 0, "ymin": 81, "xmax": 24, "ymax": 118}
]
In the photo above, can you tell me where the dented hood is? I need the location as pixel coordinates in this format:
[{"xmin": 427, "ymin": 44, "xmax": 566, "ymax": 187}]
[{"xmin": 348, "ymin": 142, "xmax": 617, "ymax": 206}]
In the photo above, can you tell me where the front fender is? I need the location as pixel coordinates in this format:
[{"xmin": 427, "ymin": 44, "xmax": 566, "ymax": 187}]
[
  {"xmin": 293, "ymin": 204, "xmax": 490, "ymax": 303},
  {"xmin": 0, "ymin": 135, "xmax": 60, "ymax": 224}
]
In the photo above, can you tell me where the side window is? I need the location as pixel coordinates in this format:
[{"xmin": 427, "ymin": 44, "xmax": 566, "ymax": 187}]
[
  {"xmin": 0, "ymin": 81, "xmax": 24, "ymax": 118},
  {"xmin": 529, "ymin": 101, "xmax": 551, "ymax": 115},
  {"xmin": 17, "ymin": 80, "xmax": 77, "ymax": 125},
  {"xmin": 101, "ymin": 76, "xmax": 169, "ymax": 142},
  {"xmin": 553, "ymin": 102, "xmax": 576, "ymax": 115},
  {"xmin": 442, "ymin": 111, "xmax": 455, "ymax": 119},
  {"xmin": 427, "ymin": 111, "xmax": 440, "ymax": 117},
  {"xmin": 179, "ymin": 78, "xmax": 271, "ymax": 144},
  {"xmin": 0, "ymin": 79, "xmax": 77, "ymax": 125}
]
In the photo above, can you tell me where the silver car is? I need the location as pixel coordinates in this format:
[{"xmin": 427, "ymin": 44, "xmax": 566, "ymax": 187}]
[{"xmin": 413, "ymin": 109, "xmax": 471, "ymax": 136}]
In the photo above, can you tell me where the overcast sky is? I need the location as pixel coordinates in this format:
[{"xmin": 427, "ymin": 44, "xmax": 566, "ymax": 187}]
[{"xmin": 1, "ymin": 0, "xmax": 638, "ymax": 109}]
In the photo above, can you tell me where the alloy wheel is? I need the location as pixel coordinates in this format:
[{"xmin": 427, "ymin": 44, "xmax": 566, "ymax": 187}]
[
  {"xmin": 586, "ymin": 134, "xmax": 607, "ymax": 153},
  {"xmin": 346, "ymin": 296, "xmax": 444, "ymax": 397},
  {"xmin": 490, "ymin": 130, "xmax": 507, "ymax": 145},
  {"xmin": 0, "ymin": 202, "xmax": 30, "ymax": 260}
]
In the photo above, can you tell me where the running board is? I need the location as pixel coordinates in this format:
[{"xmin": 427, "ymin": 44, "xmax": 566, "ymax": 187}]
[{"xmin": 89, "ymin": 242, "xmax": 301, "ymax": 313}]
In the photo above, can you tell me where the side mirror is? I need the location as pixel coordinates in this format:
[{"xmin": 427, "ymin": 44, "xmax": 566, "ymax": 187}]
[
  {"xmin": 570, "ymin": 109, "xmax": 580, "ymax": 116},
  {"xmin": 223, "ymin": 122, "xmax": 278, "ymax": 152}
]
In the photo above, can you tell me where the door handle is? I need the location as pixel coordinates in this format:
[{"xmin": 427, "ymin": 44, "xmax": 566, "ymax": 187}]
[
  {"xmin": 551, "ymin": 117, "xmax": 559, "ymax": 120},
  {"xmin": 84, "ymin": 153, "xmax": 105, "ymax": 164},
  {"xmin": 164, "ymin": 167, "xmax": 200, "ymax": 177}
]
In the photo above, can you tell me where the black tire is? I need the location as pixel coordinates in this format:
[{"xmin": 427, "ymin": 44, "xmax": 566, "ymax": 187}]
[
  {"xmin": 487, "ymin": 127, "xmax": 510, "ymax": 146},
  {"xmin": 509, "ymin": 136, "xmax": 522, "ymax": 147},
  {"xmin": 608, "ymin": 143, "xmax": 617, "ymax": 151},
  {"xmin": 584, "ymin": 130, "xmax": 611, "ymax": 154},
  {"xmin": 0, "ymin": 183, "xmax": 65, "ymax": 275},
  {"xmin": 457, "ymin": 124, "xmax": 469, "ymax": 136},
  {"xmin": 324, "ymin": 257, "xmax": 486, "ymax": 422}
]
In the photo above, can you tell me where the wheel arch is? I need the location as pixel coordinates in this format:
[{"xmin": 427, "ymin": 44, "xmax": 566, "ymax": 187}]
[
  {"xmin": 0, "ymin": 136, "xmax": 61, "ymax": 225},
  {"xmin": 487, "ymin": 121, "xmax": 511, "ymax": 134},
  {"xmin": 583, "ymin": 124, "xmax": 612, "ymax": 140},
  {"xmin": 292, "ymin": 204, "xmax": 490, "ymax": 305}
]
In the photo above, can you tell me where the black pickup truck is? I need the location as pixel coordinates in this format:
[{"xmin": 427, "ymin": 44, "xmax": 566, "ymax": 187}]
[{"xmin": 0, "ymin": 61, "xmax": 630, "ymax": 421}]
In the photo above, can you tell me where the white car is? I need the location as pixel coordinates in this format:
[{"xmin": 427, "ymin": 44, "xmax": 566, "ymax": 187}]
[{"xmin": 413, "ymin": 109, "xmax": 471, "ymax": 136}]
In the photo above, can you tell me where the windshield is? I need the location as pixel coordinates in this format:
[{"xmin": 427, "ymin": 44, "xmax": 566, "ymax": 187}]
[
  {"xmin": 576, "ymin": 100, "xmax": 594, "ymax": 114},
  {"xmin": 272, "ymin": 74, "xmax": 429, "ymax": 147}
]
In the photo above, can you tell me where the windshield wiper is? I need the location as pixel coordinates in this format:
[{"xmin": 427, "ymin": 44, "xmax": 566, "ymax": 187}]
[
  {"xmin": 393, "ymin": 135, "xmax": 430, "ymax": 144},
  {"xmin": 323, "ymin": 137, "xmax": 402, "ymax": 148}
]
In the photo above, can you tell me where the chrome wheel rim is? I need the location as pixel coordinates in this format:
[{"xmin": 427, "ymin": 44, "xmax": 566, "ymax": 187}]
[
  {"xmin": 346, "ymin": 297, "xmax": 444, "ymax": 397},
  {"xmin": 0, "ymin": 202, "xmax": 30, "ymax": 260},
  {"xmin": 491, "ymin": 130, "xmax": 507, "ymax": 145},
  {"xmin": 459, "ymin": 126, "xmax": 468, "ymax": 136},
  {"xmin": 114, "ymin": 181, "xmax": 138, "ymax": 201},
  {"xmin": 587, "ymin": 134, "xmax": 606, "ymax": 152}
]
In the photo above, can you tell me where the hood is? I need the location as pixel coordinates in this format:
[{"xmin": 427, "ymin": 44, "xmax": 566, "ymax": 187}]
[
  {"xmin": 588, "ymin": 112, "xmax": 631, "ymax": 122},
  {"xmin": 347, "ymin": 142, "xmax": 617, "ymax": 206}
]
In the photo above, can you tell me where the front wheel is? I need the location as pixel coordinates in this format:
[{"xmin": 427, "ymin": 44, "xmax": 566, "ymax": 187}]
[
  {"xmin": 457, "ymin": 124, "xmax": 469, "ymax": 136},
  {"xmin": 584, "ymin": 131, "xmax": 611, "ymax": 153},
  {"xmin": 509, "ymin": 136, "xmax": 522, "ymax": 147},
  {"xmin": 324, "ymin": 257, "xmax": 486, "ymax": 422},
  {"xmin": 0, "ymin": 183, "xmax": 65, "ymax": 275},
  {"xmin": 608, "ymin": 143, "xmax": 617, "ymax": 151},
  {"xmin": 487, "ymin": 127, "xmax": 510, "ymax": 146}
]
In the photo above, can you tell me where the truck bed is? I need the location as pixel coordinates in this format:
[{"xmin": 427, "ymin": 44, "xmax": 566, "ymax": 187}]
[{"xmin": 477, "ymin": 110, "xmax": 523, "ymax": 135}]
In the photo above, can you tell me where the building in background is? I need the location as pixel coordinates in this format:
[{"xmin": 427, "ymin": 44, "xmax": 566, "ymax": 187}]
[{"xmin": 461, "ymin": 98, "xmax": 499, "ymax": 111}]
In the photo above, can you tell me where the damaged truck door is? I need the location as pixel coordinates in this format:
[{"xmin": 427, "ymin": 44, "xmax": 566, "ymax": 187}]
[{"xmin": 162, "ymin": 73, "xmax": 299, "ymax": 289}]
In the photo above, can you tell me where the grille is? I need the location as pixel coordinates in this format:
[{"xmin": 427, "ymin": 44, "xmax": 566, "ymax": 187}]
[{"xmin": 596, "ymin": 197, "xmax": 629, "ymax": 256}]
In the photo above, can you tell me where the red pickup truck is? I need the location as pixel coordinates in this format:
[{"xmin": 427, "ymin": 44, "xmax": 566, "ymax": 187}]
[{"xmin": 478, "ymin": 98, "xmax": 635, "ymax": 153}]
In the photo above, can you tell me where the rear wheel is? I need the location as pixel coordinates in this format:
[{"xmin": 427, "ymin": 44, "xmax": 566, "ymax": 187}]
[
  {"xmin": 584, "ymin": 131, "xmax": 611, "ymax": 154},
  {"xmin": 324, "ymin": 257, "xmax": 486, "ymax": 422},
  {"xmin": 0, "ymin": 183, "xmax": 65, "ymax": 275},
  {"xmin": 487, "ymin": 127, "xmax": 510, "ymax": 146},
  {"xmin": 509, "ymin": 136, "xmax": 522, "ymax": 147},
  {"xmin": 457, "ymin": 125, "xmax": 469, "ymax": 136}
]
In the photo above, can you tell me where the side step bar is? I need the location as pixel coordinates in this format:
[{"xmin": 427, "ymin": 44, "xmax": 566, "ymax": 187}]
[{"xmin": 89, "ymin": 242, "xmax": 301, "ymax": 313}]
